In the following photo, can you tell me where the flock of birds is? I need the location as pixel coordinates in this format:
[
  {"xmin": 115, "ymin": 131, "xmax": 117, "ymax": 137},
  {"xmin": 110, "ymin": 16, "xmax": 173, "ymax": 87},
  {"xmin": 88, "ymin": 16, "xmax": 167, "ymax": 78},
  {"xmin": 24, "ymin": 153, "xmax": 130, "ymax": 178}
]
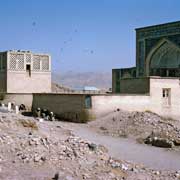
[
  {"xmin": 32, "ymin": 21, "xmax": 94, "ymax": 56},
  {"xmin": 60, "ymin": 29, "xmax": 95, "ymax": 55}
]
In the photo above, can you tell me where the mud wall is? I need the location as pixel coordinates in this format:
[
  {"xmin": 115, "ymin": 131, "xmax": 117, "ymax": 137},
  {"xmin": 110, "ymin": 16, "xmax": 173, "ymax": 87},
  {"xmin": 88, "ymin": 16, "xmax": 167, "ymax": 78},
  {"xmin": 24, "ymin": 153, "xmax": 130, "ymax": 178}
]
[
  {"xmin": 90, "ymin": 95, "xmax": 151, "ymax": 119},
  {"xmin": 90, "ymin": 78, "xmax": 180, "ymax": 120},
  {"xmin": 119, "ymin": 77, "xmax": 150, "ymax": 94},
  {"xmin": 32, "ymin": 94, "xmax": 90, "ymax": 123}
]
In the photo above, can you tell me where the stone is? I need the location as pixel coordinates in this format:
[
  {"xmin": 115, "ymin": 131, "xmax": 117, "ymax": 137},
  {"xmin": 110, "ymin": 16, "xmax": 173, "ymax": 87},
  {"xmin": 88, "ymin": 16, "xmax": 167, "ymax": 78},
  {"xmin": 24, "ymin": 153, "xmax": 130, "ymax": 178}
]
[
  {"xmin": 15, "ymin": 106, "xmax": 19, "ymax": 114},
  {"xmin": 153, "ymin": 171, "xmax": 160, "ymax": 175},
  {"xmin": 8, "ymin": 102, "xmax": 11, "ymax": 112},
  {"xmin": 56, "ymin": 125, "xmax": 61, "ymax": 128},
  {"xmin": 34, "ymin": 155, "xmax": 41, "ymax": 162},
  {"xmin": 83, "ymin": 173, "xmax": 91, "ymax": 179},
  {"xmin": 144, "ymin": 135, "xmax": 174, "ymax": 148},
  {"xmin": 111, "ymin": 161, "xmax": 121, "ymax": 168},
  {"xmin": 52, "ymin": 173, "xmax": 59, "ymax": 180},
  {"xmin": 175, "ymin": 173, "xmax": 180, "ymax": 177},
  {"xmin": 41, "ymin": 156, "xmax": 46, "ymax": 161},
  {"xmin": 37, "ymin": 118, "xmax": 44, "ymax": 122},
  {"xmin": 173, "ymin": 139, "xmax": 180, "ymax": 146},
  {"xmin": 88, "ymin": 143, "xmax": 97, "ymax": 151},
  {"xmin": 131, "ymin": 167, "xmax": 138, "ymax": 173},
  {"xmin": 151, "ymin": 138, "xmax": 174, "ymax": 148},
  {"xmin": 100, "ymin": 126, "xmax": 107, "ymax": 131},
  {"xmin": 121, "ymin": 164, "xmax": 128, "ymax": 171}
]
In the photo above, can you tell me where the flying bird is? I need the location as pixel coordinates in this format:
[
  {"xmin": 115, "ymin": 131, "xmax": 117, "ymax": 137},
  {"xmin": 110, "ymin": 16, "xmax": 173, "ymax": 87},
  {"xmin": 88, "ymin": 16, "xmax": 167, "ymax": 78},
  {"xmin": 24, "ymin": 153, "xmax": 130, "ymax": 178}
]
[
  {"xmin": 83, "ymin": 49, "xmax": 94, "ymax": 54},
  {"xmin": 32, "ymin": 22, "xmax": 36, "ymax": 26}
]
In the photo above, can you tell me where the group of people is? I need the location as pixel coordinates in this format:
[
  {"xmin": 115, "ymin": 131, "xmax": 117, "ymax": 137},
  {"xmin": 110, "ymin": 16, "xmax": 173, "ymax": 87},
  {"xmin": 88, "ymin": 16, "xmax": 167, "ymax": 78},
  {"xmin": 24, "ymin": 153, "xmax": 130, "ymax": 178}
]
[{"xmin": 35, "ymin": 108, "xmax": 55, "ymax": 121}]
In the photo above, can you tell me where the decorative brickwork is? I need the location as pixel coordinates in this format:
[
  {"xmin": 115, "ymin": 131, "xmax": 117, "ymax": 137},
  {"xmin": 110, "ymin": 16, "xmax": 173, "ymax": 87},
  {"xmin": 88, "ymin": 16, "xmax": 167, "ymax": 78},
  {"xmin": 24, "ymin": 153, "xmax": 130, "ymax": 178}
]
[{"xmin": 136, "ymin": 21, "xmax": 180, "ymax": 40}]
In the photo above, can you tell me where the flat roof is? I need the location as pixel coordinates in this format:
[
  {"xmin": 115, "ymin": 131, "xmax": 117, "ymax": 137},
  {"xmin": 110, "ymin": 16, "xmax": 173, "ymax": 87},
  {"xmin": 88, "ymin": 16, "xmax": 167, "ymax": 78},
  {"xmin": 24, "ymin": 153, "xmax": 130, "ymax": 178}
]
[
  {"xmin": 0, "ymin": 50, "xmax": 50, "ymax": 56},
  {"xmin": 119, "ymin": 76, "xmax": 180, "ymax": 80},
  {"xmin": 136, "ymin": 20, "xmax": 180, "ymax": 31},
  {"xmin": 33, "ymin": 92, "xmax": 106, "ymax": 95},
  {"xmin": 33, "ymin": 93, "xmax": 149, "ymax": 97},
  {"xmin": 112, "ymin": 67, "xmax": 136, "ymax": 71}
]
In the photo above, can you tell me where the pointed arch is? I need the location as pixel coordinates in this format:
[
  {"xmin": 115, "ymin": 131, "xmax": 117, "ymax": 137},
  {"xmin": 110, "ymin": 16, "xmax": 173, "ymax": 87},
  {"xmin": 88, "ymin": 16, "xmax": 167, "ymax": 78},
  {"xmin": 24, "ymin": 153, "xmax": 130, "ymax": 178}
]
[{"xmin": 145, "ymin": 38, "xmax": 180, "ymax": 76}]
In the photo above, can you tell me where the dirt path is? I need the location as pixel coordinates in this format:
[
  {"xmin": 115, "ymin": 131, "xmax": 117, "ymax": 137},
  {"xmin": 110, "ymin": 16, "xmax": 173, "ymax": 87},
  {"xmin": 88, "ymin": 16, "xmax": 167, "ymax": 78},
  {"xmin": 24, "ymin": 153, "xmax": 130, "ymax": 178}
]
[{"xmin": 60, "ymin": 122, "xmax": 180, "ymax": 171}]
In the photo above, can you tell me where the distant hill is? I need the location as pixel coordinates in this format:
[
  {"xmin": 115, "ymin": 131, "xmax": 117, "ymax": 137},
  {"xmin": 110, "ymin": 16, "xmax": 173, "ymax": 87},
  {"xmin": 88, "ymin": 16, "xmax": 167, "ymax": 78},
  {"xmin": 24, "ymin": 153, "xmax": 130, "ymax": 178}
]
[
  {"xmin": 52, "ymin": 71, "xmax": 112, "ymax": 90},
  {"xmin": 51, "ymin": 83, "xmax": 72, "ymax": 93}
]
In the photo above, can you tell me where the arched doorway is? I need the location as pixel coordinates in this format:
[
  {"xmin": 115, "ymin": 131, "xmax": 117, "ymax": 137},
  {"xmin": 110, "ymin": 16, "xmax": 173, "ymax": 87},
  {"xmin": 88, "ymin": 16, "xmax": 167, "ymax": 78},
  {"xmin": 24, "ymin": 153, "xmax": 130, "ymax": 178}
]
[{"xmin": 145, "ymin": 39, "xmax": 180, "ymax": 77}]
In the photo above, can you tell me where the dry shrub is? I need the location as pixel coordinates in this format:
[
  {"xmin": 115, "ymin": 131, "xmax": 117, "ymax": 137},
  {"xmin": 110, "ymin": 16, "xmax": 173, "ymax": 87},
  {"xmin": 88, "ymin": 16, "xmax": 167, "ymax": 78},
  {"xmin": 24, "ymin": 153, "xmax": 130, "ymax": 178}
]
[
  {"xmin": 145, "ymin": 109, "xmax": 153, "ymax": 113},
  {"xmin": 145, "ymin": 110, "xmax": 162, "ymax": 117},
  {"xmin": 19, "ymin": 119, "xmax": 38, "ymax": 130}
]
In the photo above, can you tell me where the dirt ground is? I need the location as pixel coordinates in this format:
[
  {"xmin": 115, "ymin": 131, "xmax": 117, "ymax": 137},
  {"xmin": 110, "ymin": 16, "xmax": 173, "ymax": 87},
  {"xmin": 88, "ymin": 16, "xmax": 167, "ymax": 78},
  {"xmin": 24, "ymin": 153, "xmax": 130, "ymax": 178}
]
[{"xmin": 0, "ymin": 110, "xmax": 179, "ymax": 180}]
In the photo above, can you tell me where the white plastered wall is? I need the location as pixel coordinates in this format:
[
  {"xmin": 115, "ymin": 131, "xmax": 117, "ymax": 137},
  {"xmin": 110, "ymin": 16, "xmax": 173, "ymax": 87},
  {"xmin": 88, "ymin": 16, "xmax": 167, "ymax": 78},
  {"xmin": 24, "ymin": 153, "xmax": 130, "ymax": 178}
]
[
  {"xmin": 6, "ymin": 51, "xmax": 51, "ymax": 93},
  {"xmin": 90, "ymin": 78, "xmax": 180, "ymax": 120}
]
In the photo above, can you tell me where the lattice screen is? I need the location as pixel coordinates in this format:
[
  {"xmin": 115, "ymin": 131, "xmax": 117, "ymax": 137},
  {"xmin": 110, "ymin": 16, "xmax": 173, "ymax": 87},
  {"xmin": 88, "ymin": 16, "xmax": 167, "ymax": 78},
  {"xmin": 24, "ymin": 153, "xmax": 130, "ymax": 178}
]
[
  {"xmin": 9, "ymin": 53, "xmax": 24, "ymax": 70},
  {"xmin": 9, "ymin": 53, "xmax": 17, "ymax": 70},
  {"xmin": 9, "ymin": 53, "xmax": 49, "ymax": 71},
  {"xmin": 26, "ymin": 54, "xmax": 31, "ymax": 63},
  {"xmin": 33, "ymin": 55, "xmax": 41, "ymax": 70},
  {"xmin": 17, "ymin": 54, "xmax": 24, "ymax": 70},
  {"xmin": 41, "ymin": 56, "xmax": 49, "ymax": 70}
]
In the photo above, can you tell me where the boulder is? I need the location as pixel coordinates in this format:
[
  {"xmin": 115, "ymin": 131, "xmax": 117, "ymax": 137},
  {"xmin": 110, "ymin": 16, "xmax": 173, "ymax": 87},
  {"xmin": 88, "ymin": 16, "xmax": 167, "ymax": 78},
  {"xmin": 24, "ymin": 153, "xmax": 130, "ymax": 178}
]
[
  {"xmin": 145, "ymin": 136, "xmax": 174, "ymax": 148},
  {"xmin": 88, "ymin": 143, "xmax": 97, "ymax": 151},
  {"xmin": 173, "ymin": 139, "xmax": 180, "ymax": 146}
]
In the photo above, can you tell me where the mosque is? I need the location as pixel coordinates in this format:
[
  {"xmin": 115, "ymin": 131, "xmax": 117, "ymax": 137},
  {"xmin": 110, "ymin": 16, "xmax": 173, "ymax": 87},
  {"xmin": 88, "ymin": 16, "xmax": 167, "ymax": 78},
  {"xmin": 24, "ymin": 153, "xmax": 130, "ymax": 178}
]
[{"xmin": 112, "ymin": 21, "xmax": 180, "ymax": 93}]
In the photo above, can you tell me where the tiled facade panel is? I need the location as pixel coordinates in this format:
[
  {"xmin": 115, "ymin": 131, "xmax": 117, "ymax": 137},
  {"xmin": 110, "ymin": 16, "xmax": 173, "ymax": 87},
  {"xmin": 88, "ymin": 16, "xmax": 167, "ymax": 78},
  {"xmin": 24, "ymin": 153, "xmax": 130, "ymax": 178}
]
[{"xmin": 136, "ymin": 22, "xmax": 180, "ymax": 76}]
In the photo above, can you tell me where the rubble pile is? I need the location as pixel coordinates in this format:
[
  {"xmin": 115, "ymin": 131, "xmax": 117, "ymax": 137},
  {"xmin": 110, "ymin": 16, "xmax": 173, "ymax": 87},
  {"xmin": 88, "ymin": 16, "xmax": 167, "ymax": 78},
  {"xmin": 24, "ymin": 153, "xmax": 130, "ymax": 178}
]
[{"xmin": 89, "ymin": 110, "xmax": 180, "ymax": 148}]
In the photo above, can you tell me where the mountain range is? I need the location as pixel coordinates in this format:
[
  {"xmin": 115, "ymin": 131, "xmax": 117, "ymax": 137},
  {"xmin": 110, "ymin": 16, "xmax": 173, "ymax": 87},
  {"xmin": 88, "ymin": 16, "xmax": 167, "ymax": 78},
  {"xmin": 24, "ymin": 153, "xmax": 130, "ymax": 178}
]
[{"xmin": 52, "ymin": 71, "xmax": 112, "ymax": 90}]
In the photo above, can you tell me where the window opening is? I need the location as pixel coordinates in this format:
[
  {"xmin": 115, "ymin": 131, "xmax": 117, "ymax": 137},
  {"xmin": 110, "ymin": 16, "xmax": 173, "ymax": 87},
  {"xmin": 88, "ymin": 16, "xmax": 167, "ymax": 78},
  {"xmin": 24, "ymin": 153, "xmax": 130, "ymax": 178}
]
[
  {"xmin": 26, "ymin": 64, "xmax": 31, "ymax": 77},
  {"xmin": 162, "ymin": 88, "xmax": 171, "ymax": 106},
  {"xmin": 85, "ymin": 95, "xmax": 92, "ymax": 109}
]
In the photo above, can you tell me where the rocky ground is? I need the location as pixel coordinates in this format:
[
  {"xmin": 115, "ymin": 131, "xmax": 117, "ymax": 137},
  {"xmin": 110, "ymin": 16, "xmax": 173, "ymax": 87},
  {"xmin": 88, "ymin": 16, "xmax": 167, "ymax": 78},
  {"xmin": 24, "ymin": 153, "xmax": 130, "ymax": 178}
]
[
  {"xmin": 88, "ymin": 110, "xmax": 180, "ymax": 149},
  {"xmin": 0, "ymin": 110, "xmax": 179, "ymax": 179}
]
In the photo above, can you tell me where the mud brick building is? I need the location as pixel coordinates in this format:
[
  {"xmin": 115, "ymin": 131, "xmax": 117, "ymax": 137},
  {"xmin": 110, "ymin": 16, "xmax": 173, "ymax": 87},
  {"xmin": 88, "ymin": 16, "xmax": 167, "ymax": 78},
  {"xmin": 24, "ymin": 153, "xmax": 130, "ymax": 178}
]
[{"xmin": 0, "ymin": 50, "xmax": 51, "ymax": 93}]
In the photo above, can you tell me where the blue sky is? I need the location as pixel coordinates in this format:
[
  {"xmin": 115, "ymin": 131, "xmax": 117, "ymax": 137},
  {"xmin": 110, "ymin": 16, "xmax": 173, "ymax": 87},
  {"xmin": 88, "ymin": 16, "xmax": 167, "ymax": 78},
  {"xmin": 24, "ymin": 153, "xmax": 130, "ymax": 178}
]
[{"xmin": 0, "ymin": 0, "xmax": 180, "ymax": 73}]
